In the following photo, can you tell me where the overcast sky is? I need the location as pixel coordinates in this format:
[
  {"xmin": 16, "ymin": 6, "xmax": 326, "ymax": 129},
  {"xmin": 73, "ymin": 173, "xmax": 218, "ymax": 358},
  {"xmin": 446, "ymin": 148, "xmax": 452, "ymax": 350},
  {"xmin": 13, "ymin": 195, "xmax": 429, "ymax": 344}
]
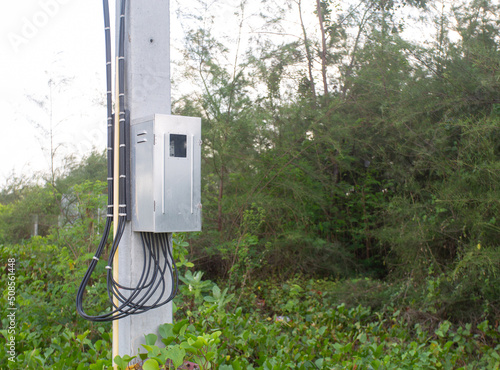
[
  {"xmin": 0, "ymin": 0, "xmax": 289, "ymax": 185},
  {"xmin": 0, "ymin": 0, "xmax": 111, "ymax": 183}
]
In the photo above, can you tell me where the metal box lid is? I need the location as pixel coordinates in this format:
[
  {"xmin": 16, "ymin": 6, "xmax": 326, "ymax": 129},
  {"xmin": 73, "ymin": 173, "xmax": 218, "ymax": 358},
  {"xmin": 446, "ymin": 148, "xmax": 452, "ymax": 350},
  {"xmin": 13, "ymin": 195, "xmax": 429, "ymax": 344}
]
[{"xmin": 130, "ymin": 114, "xmax": 202, "ymax": 232}]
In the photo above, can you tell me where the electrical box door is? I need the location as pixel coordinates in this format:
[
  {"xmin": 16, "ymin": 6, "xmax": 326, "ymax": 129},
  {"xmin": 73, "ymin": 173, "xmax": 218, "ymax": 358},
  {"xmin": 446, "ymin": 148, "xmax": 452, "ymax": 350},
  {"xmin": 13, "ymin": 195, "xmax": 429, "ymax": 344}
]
[{"xmin": 131, "ymin": 114, "xmax": 202, "ymax": 232}]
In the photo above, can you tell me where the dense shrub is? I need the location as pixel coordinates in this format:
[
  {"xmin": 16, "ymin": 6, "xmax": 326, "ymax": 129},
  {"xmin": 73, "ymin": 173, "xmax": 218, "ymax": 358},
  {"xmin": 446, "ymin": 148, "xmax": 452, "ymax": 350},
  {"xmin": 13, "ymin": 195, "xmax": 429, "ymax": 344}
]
[{"xmin": 117, "ymin": 276, "xmax": 500, "ymax": 369}]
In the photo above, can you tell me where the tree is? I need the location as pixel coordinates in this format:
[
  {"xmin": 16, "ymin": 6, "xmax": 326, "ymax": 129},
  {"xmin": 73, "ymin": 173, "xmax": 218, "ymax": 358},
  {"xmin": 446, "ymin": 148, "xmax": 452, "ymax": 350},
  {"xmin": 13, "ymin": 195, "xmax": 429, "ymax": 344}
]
[{"xmin": 0, "ymin": 152, "xmax": 107, "ymax": 243}]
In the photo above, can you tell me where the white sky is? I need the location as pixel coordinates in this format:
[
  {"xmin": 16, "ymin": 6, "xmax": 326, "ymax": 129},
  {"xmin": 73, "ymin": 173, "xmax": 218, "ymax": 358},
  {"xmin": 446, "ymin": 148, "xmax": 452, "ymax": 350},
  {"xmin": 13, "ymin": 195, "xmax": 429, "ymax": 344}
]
[
  {"xmin": 0, "ymin": 0, "xmax": 307, "ymax": 186},
  {"xmin": 0, "ymin": 0, "xmax": 109, "ymax": 183}
]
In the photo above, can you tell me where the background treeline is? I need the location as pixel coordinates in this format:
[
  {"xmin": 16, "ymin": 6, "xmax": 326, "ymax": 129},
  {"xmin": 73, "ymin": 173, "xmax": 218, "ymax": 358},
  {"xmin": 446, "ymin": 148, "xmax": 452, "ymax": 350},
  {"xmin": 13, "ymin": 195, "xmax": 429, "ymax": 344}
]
[
  {"xmin": 171, "ymin": 0, "xmax": 500, "ymax": 323},
  {"xmin": 1, "ymin": 0, "xmax": 499, "ymax": 324}
]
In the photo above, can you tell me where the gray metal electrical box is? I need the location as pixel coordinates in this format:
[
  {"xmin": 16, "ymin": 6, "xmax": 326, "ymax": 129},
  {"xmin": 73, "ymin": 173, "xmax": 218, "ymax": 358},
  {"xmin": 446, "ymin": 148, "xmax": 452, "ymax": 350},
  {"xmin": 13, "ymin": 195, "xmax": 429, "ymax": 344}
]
[{"xmin": 130, "ymin": 114, "xmax": 202, "ymax": 232}]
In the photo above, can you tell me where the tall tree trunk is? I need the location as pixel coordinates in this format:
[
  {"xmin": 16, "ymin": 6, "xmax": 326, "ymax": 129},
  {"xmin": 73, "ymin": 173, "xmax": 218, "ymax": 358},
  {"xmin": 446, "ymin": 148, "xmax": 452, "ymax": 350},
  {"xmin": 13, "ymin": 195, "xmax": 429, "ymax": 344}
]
[
  {"xmin": 341, "ymin": 3, "xmax": 373, "ymax": 99},
  {"xmin": 315, "ymin": 0, "xmax": 329, "ymax": 98},
  {"xmin": 217, "ymin": 165, "xmax": 225, "ymax": 233},
  {"xmin": 297, "ymin": 0, "xmax": 317, "ymax": 101}
]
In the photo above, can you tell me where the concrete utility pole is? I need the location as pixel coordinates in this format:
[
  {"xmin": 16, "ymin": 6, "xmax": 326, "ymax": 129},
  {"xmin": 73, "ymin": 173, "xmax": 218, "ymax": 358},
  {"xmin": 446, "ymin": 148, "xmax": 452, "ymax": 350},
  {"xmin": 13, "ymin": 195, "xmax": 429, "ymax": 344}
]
[{"xmin": 114, "ymin": 0, "xmax": 172, "ymax": 362}]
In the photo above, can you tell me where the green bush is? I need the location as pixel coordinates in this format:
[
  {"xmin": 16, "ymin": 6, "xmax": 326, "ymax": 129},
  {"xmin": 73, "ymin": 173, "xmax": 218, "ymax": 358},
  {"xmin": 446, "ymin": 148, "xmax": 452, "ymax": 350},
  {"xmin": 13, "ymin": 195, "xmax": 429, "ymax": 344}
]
[
  {"xmin": 119, "ymin": 275, "xmax": 500, "ymax": 370},
  {"xmin": 0, "ymin": 240, "xmax": 112, "ymax": 369}
]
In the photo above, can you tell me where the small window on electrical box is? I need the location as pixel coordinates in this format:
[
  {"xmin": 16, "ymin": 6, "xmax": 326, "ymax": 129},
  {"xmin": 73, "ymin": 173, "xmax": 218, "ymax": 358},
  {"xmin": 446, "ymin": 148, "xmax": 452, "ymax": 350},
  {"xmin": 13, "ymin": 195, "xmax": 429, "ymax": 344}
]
[{"xmin": 169, "ymin": 134, "xmax": 187, "ymax": 158}]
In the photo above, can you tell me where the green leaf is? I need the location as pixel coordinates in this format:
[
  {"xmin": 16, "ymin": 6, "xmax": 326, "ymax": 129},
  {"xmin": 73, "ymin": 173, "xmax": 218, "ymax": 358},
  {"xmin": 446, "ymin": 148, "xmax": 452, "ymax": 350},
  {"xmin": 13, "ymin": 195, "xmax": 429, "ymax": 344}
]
[
  {"xmin": 145, "ymin": 333, "xmax": 158, "ymax": 346},
  {"xmin": 180, "ymin": 342, "xmax": 197, "ymax": 353},
  {"xmin": 142, "ymin": 359, "xmax": 160, "ymax": 370},
  {"xmin": 174, "ymin": 319, "xmax": 189, "ymax": 335},
  {"xmin": 210, "ymin": 331, "xmax": 222, "ymax": 340},
  {"xmin": 435, "ymin": 321, "xmax": 451, "ymax": 338},
  {"xmin": 374, "ymin": 343, "xmax": 384, "ymax": 357},
  {"xmin": 161, "ymin": 337, "xmax": 175, "ymax": 346},
  {"xmin": 371, "ymin": 359, "xmax": 382, "ymax": 369},
  {"xmin": 357, "ymin": 333, "xmax": 367, "ymax": 344},
  {"xmin": 142, "ymin": 345, "xmax": 161, "ymax": 357},
  {"xmin": 477, "ymin": 320, "xmax": 489, "ymax": 333},
  {"xmin": 159, "ymin": 323, "xmax": 175, "ymax": 340},
  {"xmin": 151, "ymin": 355, "xmax": 167, "ymax": 366},
  {"xmin": 166, "ymin": 347, "xmax": 186, "ymax": 369},
  {"xmin": 114, "ymin": 355, "xmax": 131, "ymax": 370},
  {"xmin": 188, "ymin": 336, "xmax": 207, "ymax": 349},
  {"xmin": 213, "ymin": 285, "xmax": 221, "ymax": 299},
  {"xmin": 231, "ymin": 359, "xmax": 243, "ymax": 370}
]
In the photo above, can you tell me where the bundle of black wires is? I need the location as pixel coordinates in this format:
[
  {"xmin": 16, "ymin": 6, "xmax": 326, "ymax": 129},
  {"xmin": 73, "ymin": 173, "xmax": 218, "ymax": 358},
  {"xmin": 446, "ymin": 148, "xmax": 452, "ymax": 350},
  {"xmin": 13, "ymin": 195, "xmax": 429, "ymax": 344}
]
[{"xmin": 76, "ymin": 0, "xmax": 178, "ymax": 322}]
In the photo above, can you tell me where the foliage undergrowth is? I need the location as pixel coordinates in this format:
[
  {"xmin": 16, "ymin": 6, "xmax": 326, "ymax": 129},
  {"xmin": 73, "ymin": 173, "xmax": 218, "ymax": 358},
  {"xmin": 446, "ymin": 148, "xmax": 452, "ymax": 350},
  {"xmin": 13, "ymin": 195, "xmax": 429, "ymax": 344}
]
[
  {"xmin": 1, "ymin": 237, "xmax": 499, "ymax": 369},
  {"xmin": 117, "ymin": 274, "xmax": 500, "ymax": 369}
]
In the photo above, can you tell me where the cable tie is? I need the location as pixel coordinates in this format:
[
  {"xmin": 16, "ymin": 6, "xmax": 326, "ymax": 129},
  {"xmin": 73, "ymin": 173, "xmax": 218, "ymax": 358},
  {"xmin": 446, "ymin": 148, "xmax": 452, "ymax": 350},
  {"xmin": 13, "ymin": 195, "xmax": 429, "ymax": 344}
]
[
  {"xmin": 118, "ymin": 56, "xmax": 125, "ymax": 59},
  {"xmin": 119, "ymin": 175, "xmax": 126, "ymax": 179},
  {"xmin": 106, "ymin": 214, "xmax": 113, "ymax": 218},
  {"xmin": 118, "ymin": 213, "xmax": 127, "ymax": 217},
  {"xmin": 93, "ymin": 256, "xmax": 99, "ymax": 261},
  {"xmin": 108, "ymin": 205, "xmax": 114, "ymax": 208},
  {"xmin": 107, "ymin": 177, "xmax": 113, "ymax": 181},
  {"xmin": 107, "ymin": 90, "xmax": 112, "ymax": 94},
  {"xmin": 107, "ymin": 147, "xmax": 113, "ymax": 151},
  {"xmin": 120, "ymin": 15, "xmax": 125, "ymax": 18},
  {"xmin": 119, "ymin": 144, "xmax": 126, "ymax": 148},
  {"xmin": 119, "ymin": 204, "xmax": 126, "ymax": 207},
  {"xmin": 105, "ymin": 27, "xmax": 110, "ymax": 30},
  {"xmin": 105, "ymin": 266, "xmax": 112, "ymax": 270}
]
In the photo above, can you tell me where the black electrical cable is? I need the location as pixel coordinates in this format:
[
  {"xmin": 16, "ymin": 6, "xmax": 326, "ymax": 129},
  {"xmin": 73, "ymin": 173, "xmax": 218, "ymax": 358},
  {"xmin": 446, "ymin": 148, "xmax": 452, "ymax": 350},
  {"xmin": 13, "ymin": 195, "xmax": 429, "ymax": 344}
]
[
  {"xmin": 107, "ymin": 233, "xmax": 178, "ymax": 316},
  {"xmin": 75, "ymin": 0, "xmax": 115, "ymax": 322},
  {"xmin": 76, "ymin": 0, "xmax": 179, "ymax": 322}
]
